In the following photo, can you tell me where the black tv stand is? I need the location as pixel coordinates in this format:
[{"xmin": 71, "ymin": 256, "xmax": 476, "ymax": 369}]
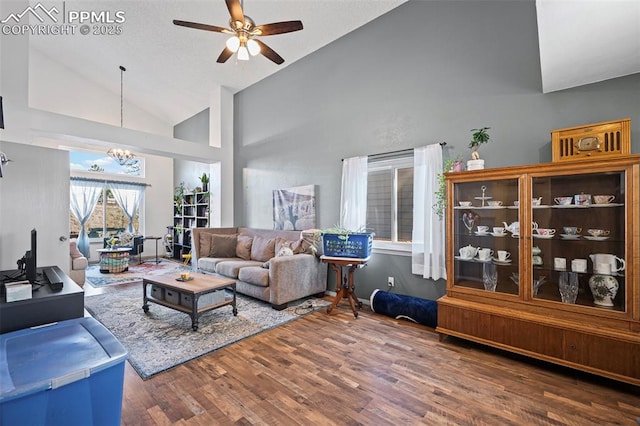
[{"xmin": 0, "ymin": 265, "xmax": 84, "ymax": 334}]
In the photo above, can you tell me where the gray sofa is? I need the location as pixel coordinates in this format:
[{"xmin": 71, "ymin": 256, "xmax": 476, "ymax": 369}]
[{"xmin": 192, "ymin": 227, "xmax": 327, "ymax": 309}]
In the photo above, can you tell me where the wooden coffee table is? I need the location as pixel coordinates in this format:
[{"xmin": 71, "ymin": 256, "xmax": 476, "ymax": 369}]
[{"xmin": 142, "ymin": 272, "xmax": 237, "ymax": 331}]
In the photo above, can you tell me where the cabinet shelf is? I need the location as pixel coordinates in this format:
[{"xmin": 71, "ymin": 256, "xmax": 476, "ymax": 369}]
[
  {"xmin": 172, "ymin": 191, "xmax": 210, "ymax": 261},
  {"xmin": 439, "ymin": 155, "xmax": 640, "ymax": 386}
]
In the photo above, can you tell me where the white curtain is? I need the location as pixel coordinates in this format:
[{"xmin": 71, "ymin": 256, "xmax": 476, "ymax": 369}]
[
  {"xmin": 412, "ymin": 144, "xmax": 446, "ymax": 280},
  {"xmin": 340, "ymin": 156, "xmax": 368, "ymax": 231},
  {"xmin": 70, "ymin": 180, "xmax": 103, "ymax": 258},
  {"xmin": 109, "ymin": 182, "xmax": 145, "ymax": 233}
]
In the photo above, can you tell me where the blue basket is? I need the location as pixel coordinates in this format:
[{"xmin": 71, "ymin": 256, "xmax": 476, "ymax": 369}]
[{"xmin": 322, "ymin": 232, "xmax": 373, "ymax": 258}]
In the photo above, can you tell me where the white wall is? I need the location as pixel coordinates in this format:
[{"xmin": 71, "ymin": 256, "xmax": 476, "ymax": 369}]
[
  {"xmin": 0, "ymin": 142, "xmax": 69, "ymax": 272},
  {"xmin": 29, "ymin": 48, "xmax": 173, "ymax": 137}
]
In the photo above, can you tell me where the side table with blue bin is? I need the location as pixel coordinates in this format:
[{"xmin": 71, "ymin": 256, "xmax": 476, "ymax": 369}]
[{"xmin": 320, "ymin": 232, "xmax": 373, "ymax": 318}]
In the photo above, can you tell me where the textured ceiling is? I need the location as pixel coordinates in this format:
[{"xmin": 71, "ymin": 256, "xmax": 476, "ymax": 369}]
[{"xmin": 27, "ymin": 0, "xmax": 640, "ymax": 127}]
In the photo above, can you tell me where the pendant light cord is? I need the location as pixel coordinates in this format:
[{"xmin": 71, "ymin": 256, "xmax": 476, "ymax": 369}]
[{"xmin": 119, "ymin": 65, "xmax": 126, "ymax": 128}]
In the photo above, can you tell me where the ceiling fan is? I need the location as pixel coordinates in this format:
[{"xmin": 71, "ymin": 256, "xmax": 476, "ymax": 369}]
[{"xmin": 173, "ymin": 0, "xmax": 303, "ymax": 65}]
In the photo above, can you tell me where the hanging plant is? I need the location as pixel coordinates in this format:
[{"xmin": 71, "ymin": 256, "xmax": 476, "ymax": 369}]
[{"xmin": 434, "ymin": 158, "xmax": 464, "ymax": 219}]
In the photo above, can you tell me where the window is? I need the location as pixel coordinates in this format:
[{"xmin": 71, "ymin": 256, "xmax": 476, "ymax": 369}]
[
  {"xmin": 366, "ymin": 156, "xmax": 414, "ymax": 245},
  {"xmin": 69, "ymin": 187, "xmax": 140, "ymax": 238}
]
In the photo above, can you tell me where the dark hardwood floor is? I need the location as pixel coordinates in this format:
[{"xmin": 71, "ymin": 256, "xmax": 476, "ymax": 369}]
[{"xmin": 89, "ymin": 282, "xmax": 640, "ymax": 425}]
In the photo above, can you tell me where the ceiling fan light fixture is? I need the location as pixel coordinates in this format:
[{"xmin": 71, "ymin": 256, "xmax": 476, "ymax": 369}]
[
  {"xmin": 247, "ymin": 39, "xmax": 260, "ymax": 56},
  {"xmin": 225, "ymin": 36, "xmax": 240, "ymax": 52},
  {"xmin": 237, "ymin": 44, "xmax": 249, "ymax": 60}
]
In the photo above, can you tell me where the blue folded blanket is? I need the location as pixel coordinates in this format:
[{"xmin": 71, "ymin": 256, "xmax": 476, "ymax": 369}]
[{"xmin": 370, "ymin": 289, "xmax": 438, "ymax": 328}]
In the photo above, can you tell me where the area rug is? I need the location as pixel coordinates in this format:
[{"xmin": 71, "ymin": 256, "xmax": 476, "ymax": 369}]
[
  {"xmin": 85, "ymin": 259, "xmax": 183, "ymax": 287},
  {"xmin": 84, "ymin": 286, "xmax": 330, "ymax": 379}
]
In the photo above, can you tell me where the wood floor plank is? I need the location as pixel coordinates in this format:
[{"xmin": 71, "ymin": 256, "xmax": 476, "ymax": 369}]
[{"xmin": 115, "ymin": 290, "xmax": 640, "ymax": 425}]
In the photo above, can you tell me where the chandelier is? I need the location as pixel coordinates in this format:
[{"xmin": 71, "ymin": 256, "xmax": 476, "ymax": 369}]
[
  {"xmin": 107, "ymin": 148, "xmax": 135, "ymax": 166},
  {"xmin": 107, "ymin": 65, "xmax": 136, "ymax": 166}
]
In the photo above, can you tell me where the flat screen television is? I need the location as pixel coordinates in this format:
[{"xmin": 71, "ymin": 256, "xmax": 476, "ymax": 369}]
[{"xmin": 25, "ymin": 228, "xmax": 37, "ymax": 284}]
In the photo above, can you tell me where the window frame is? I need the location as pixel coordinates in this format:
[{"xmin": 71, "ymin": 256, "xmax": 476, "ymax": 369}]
[{"xmin": 367, "ymin": 156, "xmax": 413, "ymax": 256}]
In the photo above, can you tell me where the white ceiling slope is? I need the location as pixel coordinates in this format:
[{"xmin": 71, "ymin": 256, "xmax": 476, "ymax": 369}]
[
  {"xmin": 536, "ymin": 0, "xmax": 640, "ymax": 93},
  {"xmin": 30, "ymin": 0, "xmax": 408, "ymax": 125},
  {"xmin": 28, "ymin": 0, "xmax": 640, "ymax": 126}
]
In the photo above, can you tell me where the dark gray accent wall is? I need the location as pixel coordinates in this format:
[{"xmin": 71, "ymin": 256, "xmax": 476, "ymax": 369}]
[
  {"xmin": 233, "ymin": 1, "xmax": 640, "ymax": 302},
  {"xmin": 173, "ymin": 108, "xmax": 210, "ymax": 144}
]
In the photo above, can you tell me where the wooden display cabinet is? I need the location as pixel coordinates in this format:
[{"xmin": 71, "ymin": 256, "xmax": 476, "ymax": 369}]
[{"xmin": 436, "ymin": 155, "xmax": 640, "ymax": 385}]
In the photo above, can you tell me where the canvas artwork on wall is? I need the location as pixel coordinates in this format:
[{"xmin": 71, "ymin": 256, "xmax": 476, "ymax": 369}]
[{"xmin": 272, "ymin": 185, "xmax": 316, "ymax": 231}]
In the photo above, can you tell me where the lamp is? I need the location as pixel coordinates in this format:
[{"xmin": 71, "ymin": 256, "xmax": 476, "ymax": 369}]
[
  {"xmin": 107, "ymin": 148, "xmax": 135, "ymax": 166},
  {"xmin": 226, "ymin": 36, "xmax": 240, "ymax": 52},
  {"xmin": 237, "ymin": 43, "xmax": 250, "ymax": 61},
  {"xmin": 107, "ymin": 65, "xmax": 136, "ymax": 166},
  {"xmin": 247, "ymin": 39, "xmax": 260, "ymax": 56}
]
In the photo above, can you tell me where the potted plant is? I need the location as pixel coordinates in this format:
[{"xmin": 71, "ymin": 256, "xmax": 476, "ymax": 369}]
[
  {"xmin": 200, "ymin": 173, "xmax": 209, "ymax": 192},
  {"xmin": 434, "ymin": 157, "xmax": 464, "ymax": 219},
  {"xmin": 467, "ymin": 127, "xmax": 491, "ymax": 170}
]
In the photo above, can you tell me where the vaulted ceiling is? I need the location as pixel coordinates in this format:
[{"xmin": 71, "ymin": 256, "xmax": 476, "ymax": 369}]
[{"xmin": 27, "ymin": 0, "xmax": 640, "ymax": 126}]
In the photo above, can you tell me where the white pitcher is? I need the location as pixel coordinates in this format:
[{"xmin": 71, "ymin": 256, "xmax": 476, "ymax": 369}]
[{"xmin": 589, "ymin": 253, "xmax": 625, "ymax": 273}]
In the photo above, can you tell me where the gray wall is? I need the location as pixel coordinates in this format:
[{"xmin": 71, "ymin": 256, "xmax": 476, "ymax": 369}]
[
  {"xmin": 232, "ymin": 1, "xmax": 640, "ymax": 301},
  {"xmin": 174, "ymin": 108, "xmax": 210, "ymax": 144}
]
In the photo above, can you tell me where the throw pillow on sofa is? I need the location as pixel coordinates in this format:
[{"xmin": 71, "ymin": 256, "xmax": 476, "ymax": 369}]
[
  {"xmin": 250, "ymin": 235, "xmax": 276, "ymax": 262},
  {"xmin": 236, "ymin": 235, "xmax": 253, "ymax": 260},
  {"xmin": 209, "ymin": 234, "xmax": 237, "ymax": 258},
  {"xmin": 274, "ymin": 237, "xmax": 304, "ymax": 255}
]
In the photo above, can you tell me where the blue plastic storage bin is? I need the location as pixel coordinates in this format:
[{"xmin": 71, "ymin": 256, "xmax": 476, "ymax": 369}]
[
  {"xmin": 0, "ymin": 317, "xmax": 128, "ymax": 426},
  {"xmin": 322, "ymin": 232, "xmax": 373, "ymax": 258}
]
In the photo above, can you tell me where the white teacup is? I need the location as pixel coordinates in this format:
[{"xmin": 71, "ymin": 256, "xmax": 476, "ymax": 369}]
[
  {"xmin": 487, "ymin": 200, "xmax": 503, "ymax": 206},
  {"xmin": 575, "ymin": 193, "xmax": 591, "ymax": 206},
  {"xmin": 459, "ymin": 201, "xmax": 472, "ymax": 207},
  {"xmin": 593, "ymin": 195, "xmax": 615, "ymax": 204},
  {"xmin": 587, "ymin": 229, "xmax": 610, "ymax": 238},
  {"xmin": 554, "ymin": 196, "xmax": 572, "ymax": 205},
  {"xmin": 477, "ymin": 225, "xmax": 490, "ymax": 234},
  {"xmin": 536, "ymin": 228, "xmax": 556, "ymax": 236},
  {"xmin": 493, "ymin": 227, "xmax": 505, "ymax": 235},
  {"xmin": 532, "ymin": 255, "xmax": 543, "ymax": 265},
  {"xmin": 477, "ymin": 248, "xmax": 493, "ymax": 261},
  {"xmin": 497, "ymin": 250, "xmax": 510, "ymax": 261}
]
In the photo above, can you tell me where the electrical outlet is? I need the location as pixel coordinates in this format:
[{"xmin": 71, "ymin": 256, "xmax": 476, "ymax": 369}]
[{"xmin": 388, "ymin": 276, "xmax": 395, "ymax": 287}]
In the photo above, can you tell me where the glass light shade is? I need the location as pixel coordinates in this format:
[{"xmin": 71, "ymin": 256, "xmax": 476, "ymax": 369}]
[
  {"xmin": 237, "ymin": 45, "xmax": 249, "ymax": 60},
  {"xmin": 247, "ymin": 39, "xmax": 260, "ymax": 56},
  {"xmin": 225, "ymin": 36, "xmax": 240, "ymax": 52}
]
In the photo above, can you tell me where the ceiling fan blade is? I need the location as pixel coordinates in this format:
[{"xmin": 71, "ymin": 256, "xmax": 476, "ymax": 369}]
[
  {"xmin": 173, "ymin": 20, "xmax": 232, "ymax": 34},
  {"xmin": 217, "ymin": 47, "xmax": 234, "ymax": 63},
  {"xmin": 226, "ymin": 0, "xmax": 245, "ymax": 28},
  {"xmin": 255, "ymin": 40, "xmax": 284, "ymax": 65},
  {"xmin": 254, "ymin": 21, "xmax": 303, "ymax": 36}
]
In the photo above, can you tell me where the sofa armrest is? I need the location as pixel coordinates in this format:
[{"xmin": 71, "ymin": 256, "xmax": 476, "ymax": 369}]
[
  {"xmin": 71, "ymin": 256, "xmax": 88, "ymax": 270},
  {"xmin": 268, "ymin": 254, "xmax": 327, "ymax": 306}
]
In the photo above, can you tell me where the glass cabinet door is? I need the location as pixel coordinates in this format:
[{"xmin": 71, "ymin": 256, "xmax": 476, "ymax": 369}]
[
  {"xmin": 531, "ymin": 171, "xmax": 626, "ymax": 312},
  {"xmin": 452, "ymin": 179, "xmax": 520, "ymax": 295}
]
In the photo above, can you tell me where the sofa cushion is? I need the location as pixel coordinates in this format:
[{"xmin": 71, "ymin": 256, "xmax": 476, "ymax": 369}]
[
  {"xmin": 251, "ymin": 236, "xmax": 276, "ymax": 262},
  {"xmin": 236, "ymin": 235, "xmax": 253, "ymax": 260},
  {"xmin": 238, "ymin": 266, "xmax": 269, "ymax": 287},
  {"xmin": 209, "ymin": 234, "xmax": 238, "ymax": 258},
  {"xmin": 199, "ymin": 233, "xmax": 213, "ymax": 258},
  {"xmin": 216, "ymin": 260, "xmax": 263, "ymax": 278},
  {"xmin": 198, "ymin": 257, "xmax": 242, "ymax": 273}
]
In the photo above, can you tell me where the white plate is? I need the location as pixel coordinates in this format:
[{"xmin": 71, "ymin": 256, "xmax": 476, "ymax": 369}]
[
  {"xmin": 474, "ymin": 257, "xmax": 493, "ymax": 263},
  {"xmin": 560, "ymin": 234, "xmax": 581, "ymax": 240},
  {"xmin": 532, "ymin": 205, "xmax": 551, "ymax": 209},
  {"xmin": 584, "ymin": 236, "xmax": 610, "ymax": 241},
  {"xmin": 474, "ymin": 196, "xmax": 493, "ymax": 200},
  {"xmin": 493, "ymin": 258, "xmax": 512, "ymax": 265},
  {"xmin": 511, "ymin": 234, "xmax": 520, "ymax": 239},
  {"xmin": 591, "ymin": 203, "xmax": 623, "ymax": 208},
  {"xmin": 476, "ymin": 205, "xmax": 507, "ymax": 209},
  {"xmin": 475, "ymin": 232, "xmax": 490, "ymax": 236},
  {"xmin": 551, "ymin": 204, "xmax": 588, "ymax": 209},
  {"xmin": 490, "ymin": 232, "xmax": 507, "ymax": 237},
  {"xmin": 533, "ymin": 234, "xmax": 554, "ymax": 239},
  {"xmin": 507, "ymin": 206, "xmax": 519, "ymax": 210},
  {"xmin": 454, "ymin": 256, "xmax": 475, "ymax": 261}
]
